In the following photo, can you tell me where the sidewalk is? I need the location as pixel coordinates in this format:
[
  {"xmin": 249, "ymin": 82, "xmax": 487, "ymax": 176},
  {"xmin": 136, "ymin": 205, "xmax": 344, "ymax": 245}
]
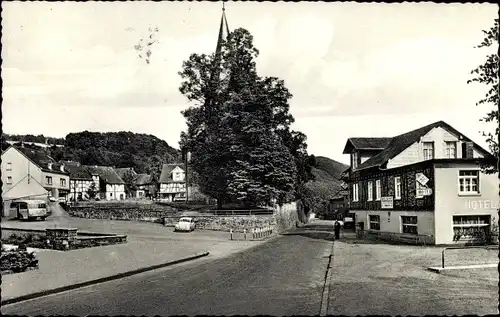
[
  {"xmin": 326, "ymin": 238, "xmax": 499, "ymax": 315},
  {"xmin": 1, "ymin": 235, "xmax": 268, "ymax": 304}
]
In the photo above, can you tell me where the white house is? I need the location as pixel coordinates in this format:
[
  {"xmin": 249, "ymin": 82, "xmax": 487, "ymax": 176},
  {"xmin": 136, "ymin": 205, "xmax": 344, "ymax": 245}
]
[
  {"xmin": 66, "ymin": 164, "xmax": 125, "ymax": 201},
  {"xmin": 1, "ymin": 145, "xmax": 70, "ymax": 200},
  {"xmin": 343, "ymin": 121, "xmax": 497, "ymax": 245},
  {"xmin": 159, "ymin": 163, "xmax": 186, "ymax": 202}
]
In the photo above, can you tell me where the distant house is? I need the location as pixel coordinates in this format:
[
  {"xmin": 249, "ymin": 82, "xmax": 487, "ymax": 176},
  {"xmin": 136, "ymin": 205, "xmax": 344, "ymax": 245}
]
[
  {"xmin": 159, "ymin": 163, "xmax": 186, "ymax": 202},
  {"xmin": 66, "ymin": 164, "xmax": 126, "ymax": 201},
  {"xmin": 1, "ymin": 146, "xmax": 70, "ymax": 201},
  {"xmin": 116, "ymin": 167, "xmax": 155, "ymax": 199},
  {"xmin": 135, "ymin": 173, "xmax": 155, "ymax": 198},
  {"xmin": 342, "ymin": 120, "xmax": 497, "ymax": 245}
]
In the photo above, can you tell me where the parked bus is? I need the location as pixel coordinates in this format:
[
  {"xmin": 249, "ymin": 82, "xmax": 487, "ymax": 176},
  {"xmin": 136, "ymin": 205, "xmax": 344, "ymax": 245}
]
[{"xmin": 12, "ymin": 199, "xmax": 50, "ymax": 221}]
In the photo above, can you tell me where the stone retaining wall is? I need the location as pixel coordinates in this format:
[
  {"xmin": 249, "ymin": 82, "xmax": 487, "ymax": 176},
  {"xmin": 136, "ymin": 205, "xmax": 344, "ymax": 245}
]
[
  {"xmin": 68, "ymin": 200, "xmax": 302, "ymax": 233},
  {"xmin": 273, "ymin": 201, "xmax": 299, "ymax": 233},
  {"xmin": 164, "ymin": 215, "xmax": 277, "ymax": 232},
  {"xmin": 68, "ymin": 203, "xmax": 179, "ymax": 223}
]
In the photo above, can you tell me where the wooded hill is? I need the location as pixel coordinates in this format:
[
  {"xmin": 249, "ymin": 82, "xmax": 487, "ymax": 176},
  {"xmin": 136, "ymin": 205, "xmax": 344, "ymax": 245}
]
[
  {"xmin": 305, "ymin": 156, "xmax": 349, "ymax": 214},
  {"xmin": 2, "ymin": 132, "xmax": 181, "ymax": 176}
]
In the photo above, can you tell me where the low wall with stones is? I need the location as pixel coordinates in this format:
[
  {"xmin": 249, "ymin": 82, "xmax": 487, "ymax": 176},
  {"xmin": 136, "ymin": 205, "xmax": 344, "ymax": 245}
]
[
  {"xmin": 68, "ymin": 200, "xmax": 301, "ymax": 234},
  {"xmin": 68, "ymin": 203, "xmax": 179, "ymax": 223},
  {"xmin": 164, "ymin": 201, "xmax": 301, "ymax": 233},
  {"xmin": 164, "ymin": 214, "xmax": 277, "ymax": 232}
]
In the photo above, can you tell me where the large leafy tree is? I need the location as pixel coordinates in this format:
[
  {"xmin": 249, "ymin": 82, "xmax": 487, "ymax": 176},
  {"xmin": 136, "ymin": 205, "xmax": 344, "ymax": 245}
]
[
  {"xmin": 179, "ymin": 28, "xmax": 311, "ymax": 208},
  {"xmin": 467, "ymin": 18, "xmax": 499, "ymax": 174}
]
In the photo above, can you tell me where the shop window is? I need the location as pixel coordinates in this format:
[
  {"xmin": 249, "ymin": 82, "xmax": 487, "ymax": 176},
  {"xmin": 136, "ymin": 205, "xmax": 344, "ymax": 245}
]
[{"xmin": 453, "ymin": 215, "xmax": 490, "ymax": 240}]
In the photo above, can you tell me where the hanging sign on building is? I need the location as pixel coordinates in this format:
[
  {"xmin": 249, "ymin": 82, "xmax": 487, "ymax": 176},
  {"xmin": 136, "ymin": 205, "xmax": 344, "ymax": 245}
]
[
  {"xmin": 415, "ymin": 173, "xmax": 429, "ymax": 186},
  {"xmin": 416, "ymin": 188, "xmax": 433, "ymax": 196},
  {"xmin": 381, "ymin": 196, "xmax": 394, "ymax": 209},
  {"xmin": 341, "ymin": 181, "xmax": 348, "ymax": 190}
]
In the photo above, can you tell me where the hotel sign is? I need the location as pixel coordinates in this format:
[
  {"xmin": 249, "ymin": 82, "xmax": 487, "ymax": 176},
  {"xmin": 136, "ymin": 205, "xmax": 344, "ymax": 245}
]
[
  {"xmin": 416, "ymin": 188, "xmax": 433, "ymax": 196},
  {"xmin": 381, "ymin": 196, "xmax": 393, "ymax": 209}
]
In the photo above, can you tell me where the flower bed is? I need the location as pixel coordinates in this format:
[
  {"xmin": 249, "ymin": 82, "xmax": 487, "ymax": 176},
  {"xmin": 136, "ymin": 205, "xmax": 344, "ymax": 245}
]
[
  {"xmin": 2, "ymin": 233, "xmax": 49, "ymax": 249},
  {"xmin": 1, "ymin": 244, "xmax": 39, "ymax": 275},
  {"xmin": 2, "ymin": 232, "xmax": 127, "ymax": 251}
]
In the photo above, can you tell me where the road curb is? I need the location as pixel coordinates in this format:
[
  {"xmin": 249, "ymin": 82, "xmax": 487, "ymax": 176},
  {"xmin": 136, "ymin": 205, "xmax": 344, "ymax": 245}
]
[
  {"xmin": 320, "ymin": 234, "xmax": 335, "ymax": 316},
  {"xmin": 1, "ymin": 251, "xmax": 210, "ymax": 306}
]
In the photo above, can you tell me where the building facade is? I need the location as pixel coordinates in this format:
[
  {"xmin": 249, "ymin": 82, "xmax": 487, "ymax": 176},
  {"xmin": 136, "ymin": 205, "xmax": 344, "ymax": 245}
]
[
  {"xmin": 343, "ymin": 121, "xmax": 497, "ymax": 245},
  {"xmin": 66, "ymin": 164, "xmax": 125, "ymax": 201},
  {"xmin": 159, "ymin": 163, "xmax": 187, "ymax": 202},
  {"xmin": 1, "ymin": 146, "xmax": 70, "ymax": 200}
]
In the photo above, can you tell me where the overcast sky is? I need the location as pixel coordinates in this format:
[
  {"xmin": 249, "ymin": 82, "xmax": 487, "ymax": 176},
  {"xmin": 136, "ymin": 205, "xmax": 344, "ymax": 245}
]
[{"xmin": 2, "ymin": 2, "xmax": 498, "ymax": 164}]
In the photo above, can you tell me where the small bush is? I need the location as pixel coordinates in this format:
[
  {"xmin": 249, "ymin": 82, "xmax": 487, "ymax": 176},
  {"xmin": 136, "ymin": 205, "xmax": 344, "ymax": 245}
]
[{"xmin": 1, "ymin": 249, "xmax": 39, "ymax": 273}]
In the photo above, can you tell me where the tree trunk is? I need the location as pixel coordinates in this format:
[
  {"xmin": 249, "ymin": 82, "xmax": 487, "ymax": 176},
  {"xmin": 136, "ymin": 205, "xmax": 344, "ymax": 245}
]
[{"xmin": 217, "ymin": 194, "xmax": 223, "ymax": 210}]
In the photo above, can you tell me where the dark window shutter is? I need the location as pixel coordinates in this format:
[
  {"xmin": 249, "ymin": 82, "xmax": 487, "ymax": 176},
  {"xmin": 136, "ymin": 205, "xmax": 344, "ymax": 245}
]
[{"xmin": 465, "ymin": 142, "xmax": 474, "ymax": 158}]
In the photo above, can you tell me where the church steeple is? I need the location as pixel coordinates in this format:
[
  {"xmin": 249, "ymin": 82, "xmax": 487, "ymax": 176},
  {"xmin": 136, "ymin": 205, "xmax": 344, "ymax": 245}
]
[
  {"xmin": 214, "ymin": 2, "xmax": 230, "ymax": 57},
  {"xmin": 206, "ymin": 2, "xmax": 230, "ymax": 110}
]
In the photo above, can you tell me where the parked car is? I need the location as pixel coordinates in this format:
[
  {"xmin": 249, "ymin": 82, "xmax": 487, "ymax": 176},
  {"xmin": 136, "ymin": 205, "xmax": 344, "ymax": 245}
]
[
  {"xmin": 174, "ymin": 217, "xmax": 196, "ymax": 232},
  {"xmin": 49, "ymin": 196, "xmax": 57, "ymax": 202},
  {"xmin": 58, "ymin": 197, "xmax": 66, "ymax": 203}
]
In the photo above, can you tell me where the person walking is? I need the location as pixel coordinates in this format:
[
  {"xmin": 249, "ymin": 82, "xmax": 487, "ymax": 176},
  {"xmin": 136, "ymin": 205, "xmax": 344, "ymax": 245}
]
[{"xmin": 334, "ymin": 220, "xmax": 341, "ymax": 240}]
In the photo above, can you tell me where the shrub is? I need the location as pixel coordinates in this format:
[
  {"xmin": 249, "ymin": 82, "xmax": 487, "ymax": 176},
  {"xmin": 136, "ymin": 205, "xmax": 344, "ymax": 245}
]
[{"xmin": 1, "ymin": 249, "xmax": 39, "ymax": 273}]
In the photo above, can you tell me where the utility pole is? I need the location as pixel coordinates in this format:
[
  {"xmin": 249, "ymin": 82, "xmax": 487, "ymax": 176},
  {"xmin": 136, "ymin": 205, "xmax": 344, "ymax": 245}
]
[{"xmin": 185, "ymin": 150, "xmax": 191, "ymax": 203}]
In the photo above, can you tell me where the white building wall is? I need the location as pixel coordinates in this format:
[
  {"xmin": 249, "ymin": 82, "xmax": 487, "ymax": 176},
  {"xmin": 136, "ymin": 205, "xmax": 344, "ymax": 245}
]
[
  {"xmin": 105, "ymin": 184, "xmax": 125, "ymax": 200},
  {"xmin": 354, "ymin": 210, "xmax": 435, "ymax": 239},
  {"xmin": 434, "ymin": 163, "xmax": 498, "ymax": 245},
  {"xmin": 69, "ymin": 179, "xmax": 94, "ymax": 200},
  {"xmin": 387, "ymin": 127, "xmax": 484, "ymax": 169},
  {"xmin": 1, "ymin": 147, "xmax": 43, "ymax": 195}
]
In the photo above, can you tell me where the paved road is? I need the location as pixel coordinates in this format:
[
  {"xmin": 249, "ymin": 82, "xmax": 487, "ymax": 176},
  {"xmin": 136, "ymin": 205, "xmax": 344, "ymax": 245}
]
[
  {"xmin": 3, "ymin": 219, "xmax": 496, "ymax": 316},
  {"xmin": 1, "ymin": 232, "xmax": 334, "ymax": 316}
]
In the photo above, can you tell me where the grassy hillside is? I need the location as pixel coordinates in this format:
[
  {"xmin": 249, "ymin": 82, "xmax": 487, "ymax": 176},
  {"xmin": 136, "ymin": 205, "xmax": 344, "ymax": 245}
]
[{"xmin": 305, "ymin": 156, "xmax": 349, "ymax": 214}]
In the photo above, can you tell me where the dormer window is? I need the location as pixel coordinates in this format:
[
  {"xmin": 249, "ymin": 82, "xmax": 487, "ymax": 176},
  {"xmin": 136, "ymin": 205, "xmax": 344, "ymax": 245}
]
[
  {"xmin": 445, "ymin": 141, "xmax": 457, "ymax": 159},
  {"xmin": 422, "ymin": 142, "xmax": 434, "ymax": 160}
]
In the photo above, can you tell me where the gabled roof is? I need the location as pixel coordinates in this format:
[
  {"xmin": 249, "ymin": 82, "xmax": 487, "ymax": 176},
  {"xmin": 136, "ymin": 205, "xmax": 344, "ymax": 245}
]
[
  {"xmin": 6, "ymin": 146, "xmax": 69, "ymax": 175},
  {"xmin": 159, "ymin": 163, "xmax": 185, "ymax": 184},
  {"xmin": 67, "ymin": 165, "xmax": 125, "ymax": 184},
  {"xmin": 355, "ymin": 120, "xmax": 493, "ymax": 171},
  {"xmin": 65, "ymin": 165, "xmax": 96, "ymax": 180},
  {"xmin": 115, "ymin": 167, "xmax": 137, "ymax": 180},
  {"xmin": 342, "ymin": 137, "xmax": 392, "ymax": 154},
  {"xmin": 88, "ymin": 166, "xmax": 125, "ymax": 184},
  {"xmin": 135, "ymin": 173, "xmax": 153, "ymax": 185}
]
